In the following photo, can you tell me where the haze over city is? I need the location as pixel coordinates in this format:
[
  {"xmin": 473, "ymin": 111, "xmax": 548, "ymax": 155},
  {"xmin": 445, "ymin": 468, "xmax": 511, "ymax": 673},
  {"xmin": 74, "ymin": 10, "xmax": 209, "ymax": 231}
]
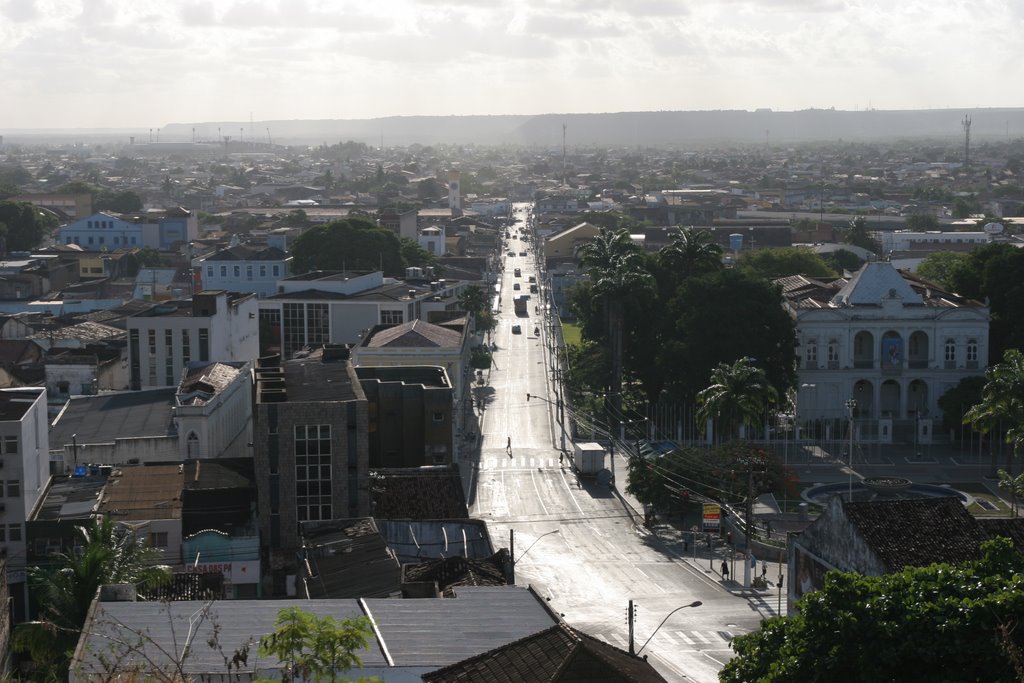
[{"xmin": 3, "ymin": 0, "xmax": 1024, "ymax": 130}]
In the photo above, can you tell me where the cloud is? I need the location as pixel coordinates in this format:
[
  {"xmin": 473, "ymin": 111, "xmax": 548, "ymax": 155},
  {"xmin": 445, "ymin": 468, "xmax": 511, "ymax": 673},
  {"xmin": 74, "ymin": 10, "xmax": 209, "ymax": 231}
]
[{"xmin": 1, "ymin": 0, "xmax": 39, "ymax": 22}]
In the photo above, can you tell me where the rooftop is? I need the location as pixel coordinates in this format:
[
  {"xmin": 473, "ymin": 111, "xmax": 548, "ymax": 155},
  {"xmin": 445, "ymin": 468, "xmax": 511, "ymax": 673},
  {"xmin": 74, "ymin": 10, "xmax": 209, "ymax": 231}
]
[
  {"xmin": 362, "ymin": 319, "xmax": 463, "ymax": 349},
  {"xmin": 177, "ymin": 361, "xmax": 246, "ymax": 406},
  {"xmin": 32, "ymin": 473, "xmax": 108, "ymax": 522},
  {"xmin": 50, "ymin": 389, "xmax": 175, "ymax": 448},
  {"xmin": 276, "ymin": 355, "xmax": 361, "ymax": 403},
  {"xmin": 0, "ymin": 388, "xmax": 44, "ymax": 421},
  {"xmin": 96, "ymin": 465, "xmax": 184, "ymax": 521}
]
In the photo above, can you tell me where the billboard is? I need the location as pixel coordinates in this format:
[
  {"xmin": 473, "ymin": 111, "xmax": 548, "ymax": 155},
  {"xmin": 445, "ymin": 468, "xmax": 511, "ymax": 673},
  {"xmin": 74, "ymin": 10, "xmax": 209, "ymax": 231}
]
[
  {"xmin": 881, "ymin": 337, "xmax": 903, "ymax": 370},
  {"xmin": 702, "ymin": 503, "xmax": 721, "ymax": 532}
]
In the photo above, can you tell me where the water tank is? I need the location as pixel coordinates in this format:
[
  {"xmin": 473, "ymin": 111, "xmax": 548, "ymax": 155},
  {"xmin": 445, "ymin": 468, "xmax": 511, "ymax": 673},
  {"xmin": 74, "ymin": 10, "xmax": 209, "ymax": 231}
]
[{"xmin": 729, "ymin": 233, "xmax": 744, "ymax": 252}]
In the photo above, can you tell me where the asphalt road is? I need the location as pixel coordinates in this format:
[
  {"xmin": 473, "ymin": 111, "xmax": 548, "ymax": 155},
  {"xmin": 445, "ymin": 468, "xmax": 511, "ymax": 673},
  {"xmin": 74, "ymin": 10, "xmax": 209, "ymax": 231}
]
[{"xmin": 461, "ymin": 203, "xmax": 773, "ymax": 682}]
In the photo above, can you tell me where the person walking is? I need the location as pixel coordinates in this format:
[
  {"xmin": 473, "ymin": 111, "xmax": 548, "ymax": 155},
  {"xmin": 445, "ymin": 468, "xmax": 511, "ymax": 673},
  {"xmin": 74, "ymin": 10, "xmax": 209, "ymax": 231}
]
[
  {"xmin": 761, "ymin": 559, "xmax": 768, "ymax": 578},
  {"xmin": 721, "ymin": 560, "xmax": 729, "ymax": 581},
  {"xmin": 507, "ymin": 436, "xmax": 512, "ymax": 456}
]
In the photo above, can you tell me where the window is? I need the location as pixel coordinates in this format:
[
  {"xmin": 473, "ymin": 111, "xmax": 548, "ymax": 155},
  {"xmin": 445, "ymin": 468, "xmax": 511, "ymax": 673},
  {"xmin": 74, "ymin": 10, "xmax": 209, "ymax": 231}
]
[
  {"xmin": 181, "ymin": 330, "xmax": 190, "ymax": 366},
  {"xmin": 148, "ymin": 330, "xmax": 157, "ymax": 386},
  {"xmin": 165, "ymin": 329, "xmax": 174, "ymax": 386},
  {"xmin": 1, "ymin": 436, "xmax": 17, "ymax": 454},
  {"xmin": 827, "ymin": 340, "xmax": 839, "ymax": 363},
  {"xmin": 945, "ymin": 338, "xmax": 956, "ymax": 362},
  {"xmin": 967, "ymin": 339, "xmax": 978, "ymax": 363},
  {"xmin": 805, "ymin": 339, "xmax": 817, "ymax": 364},
  {"xmin": 381, "ymin": 310, "xmax": 403, "ymax": 325},
  {"xmin": 130, "ymin": 328, "xmax": 141, "ymax": 389},
  {"xmin": 146, "ymin": 532, "xmax": 168, "ymax": 548},
  {"xmin": 295, "ymin": 425, "xmax": 332, "ymax": 522},
  {"xmin": 6, "ymin": 481, "xmax": 19, "ymax": 498},
  {"xmin": 260, "ymin": 265, "xmax": 267, "ymax": 277},
  {"xmin": 9, "ymin": 524, "xmax": 22, "ymax": 542},
  {"xmin": 307, "ymin": 303, "xmax": 328, "ymax": 347},
  {"xmin": 198, "ymin": 328, "xmax": 209, "ymax": 362},
  {"xmin": 246, "ymin": 265, "xmax": 253, "ymax": 280},
  {"xmin": 220, "ymin": 265, "xmax": 227, "ymax": 277},
  {"xmin": 131, "ymin": 237, "xmax": 137, "ymax": 245},
  {"xmin": 273, "ymin": 265, "xmax": 281, "ymax": 277},
  {"xmin": 433, "ymin": 411, "xmax": 444, "ymax": 423},
  {"xmin": 207, "ymin": 266, "xmax": 213, "ymax": 277},
  {"xmin": 233, "ymin": 265, "xmax": 241, "ymax": 277}
]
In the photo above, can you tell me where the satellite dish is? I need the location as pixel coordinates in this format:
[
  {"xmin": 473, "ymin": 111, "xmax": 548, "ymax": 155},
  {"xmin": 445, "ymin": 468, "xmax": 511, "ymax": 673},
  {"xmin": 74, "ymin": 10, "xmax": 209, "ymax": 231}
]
[{"xmin": 984, "ymin": 222, "xmax": 1004, "ymax": 234}]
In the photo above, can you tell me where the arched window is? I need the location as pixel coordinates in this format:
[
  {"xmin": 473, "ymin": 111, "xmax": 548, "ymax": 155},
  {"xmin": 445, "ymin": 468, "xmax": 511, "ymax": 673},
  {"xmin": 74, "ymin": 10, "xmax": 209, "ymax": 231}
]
[
  {"xmin": 805, "ymin": 338, "xmax": 818, "ymax": 366},
  {"xmin": 966, "ymin": 339, "xmax": 978, "ymax": 366},
  {"xmin": 944, "ymin": 338, "xmax": 956, "ymax": 363},
  {"xmin": 186, "ymin": 432, "xmax": 200, "ymax": 459}
]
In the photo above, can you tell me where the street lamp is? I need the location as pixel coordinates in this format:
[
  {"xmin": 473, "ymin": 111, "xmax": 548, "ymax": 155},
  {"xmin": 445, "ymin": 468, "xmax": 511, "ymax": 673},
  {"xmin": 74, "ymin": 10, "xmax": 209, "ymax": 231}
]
[
  {"xmin": 527, "ymin": 392, "xmax": 566, "ymax": 453},
  {"xmin": 630, "ymin": 599, "xmax": 703, "ymax": 656},
  {"xmin": 845, "ymin": 398, "xmax": 857, "ymax": 500},
  {"xmin": 509, "ymin": 528, "xmax": 560, "ymax": 584}
]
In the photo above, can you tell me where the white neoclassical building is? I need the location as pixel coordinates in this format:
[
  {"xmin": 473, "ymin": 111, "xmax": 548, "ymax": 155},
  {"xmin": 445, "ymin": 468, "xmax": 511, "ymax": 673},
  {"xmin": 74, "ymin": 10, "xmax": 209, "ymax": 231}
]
[{"xmin": 778, "ymin": 262, "xmax": 989, "ymax": 443}]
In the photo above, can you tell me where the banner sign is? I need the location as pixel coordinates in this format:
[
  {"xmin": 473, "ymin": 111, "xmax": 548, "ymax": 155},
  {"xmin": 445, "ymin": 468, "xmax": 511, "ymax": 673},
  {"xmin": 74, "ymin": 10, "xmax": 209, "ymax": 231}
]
[{"xmin": 702, "ymin": 503, "xmax": 721, "ymax": 532}]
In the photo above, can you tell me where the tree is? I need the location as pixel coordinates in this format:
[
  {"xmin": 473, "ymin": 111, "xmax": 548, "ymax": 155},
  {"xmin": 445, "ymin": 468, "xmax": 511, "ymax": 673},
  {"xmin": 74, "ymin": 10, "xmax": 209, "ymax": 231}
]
[
  {"xmin": 18, "ymin": 516, "xmax": 171, "ymax": 676},
  {"xmin": 400, "ymin": 237, "xmax": 439, "ymax": 270},
  {"xmin": 660, "ymin": 269, "xmax": 797, "ymax": 403},
  {"xmin": 457, "ymin": 285, "xmax": 495, "ymax": 334},
  {"xmin": 696, "ymin": 357, "xmax": 778, "ymax": 440},
  {"xmin": 658, "ymin": 226, "xmax": 723, "ymax": 282},
  {"xmin": 997, "ymin": 469, "xmax": 1024, "ymax": 517},
  {"xmin": 947, "ymin": 244, "xmax": 1024, "ymax": 362},
  {"xmin": 721, "ymin": 538, "xmax": 1024, "ymax": 683},
  {"xmin": 259, "ymin": 607, "xmax": 378, "ymax": 683},
  {"xmin": 844, "ymin": 216, "xmax": 881, "ymax": 254},
  {"xmin": 736, "ymin": 247, "xmax": 836, "ymax": 280},
  {"xmin": 575, "ymin": 228, "xmax": 655, "ymax": 420},
  {"xmin": 0, "ymin": 200, "xmax": 52, "ymax": 251},
  {"xmin": 953, "ymin": 195, "xmax": 980, "ymax": 219},
  {"xmin": 820, "ymin": 248, "xmax": 864, "ymax": 274},
  {"xmin": 965, "ymin": 348, "xmax": 1024, "ymax": 470},
  {"xmin": 290, "ymin": 217, "xmax": 407, "ymax": 275},
  {"xmin": 937, "ymin": 375, "xmax": 986, "ymax": 439},
  {"xmin": 916, "ymin": 250, "xmax": 971, "ymax": 290},
  {"xmin": 94, "ymin": 189, "xmax": 143, "ymax": 214}
]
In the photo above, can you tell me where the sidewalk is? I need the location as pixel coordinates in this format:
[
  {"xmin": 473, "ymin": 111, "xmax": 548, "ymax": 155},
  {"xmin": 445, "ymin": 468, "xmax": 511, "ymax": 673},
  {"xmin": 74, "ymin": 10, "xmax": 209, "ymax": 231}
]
[{"xmin": 607, "ymin": 443, "xmax": 787, "ymax": 603}]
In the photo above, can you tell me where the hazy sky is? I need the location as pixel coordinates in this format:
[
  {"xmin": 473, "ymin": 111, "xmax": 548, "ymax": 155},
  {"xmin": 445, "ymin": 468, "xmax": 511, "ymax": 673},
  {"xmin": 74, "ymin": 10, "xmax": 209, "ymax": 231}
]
[{"xmin": 2, "ymin": 0, "xmax": 1022, "ymax": 129}]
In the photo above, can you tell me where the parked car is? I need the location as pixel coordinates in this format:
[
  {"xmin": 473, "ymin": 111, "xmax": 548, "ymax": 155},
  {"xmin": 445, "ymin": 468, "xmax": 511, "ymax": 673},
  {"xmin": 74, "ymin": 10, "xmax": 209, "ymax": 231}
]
[
  {"xmin": 519, "ymin": 251, "xmax": 527, "ymax": 256},
  {"xmin": 513, "ymin": 283, "xmax": 521, "ymax": 290},
  {"xmin": 511, "ymin": 324, "xmax": 522, "ymax": 334}
]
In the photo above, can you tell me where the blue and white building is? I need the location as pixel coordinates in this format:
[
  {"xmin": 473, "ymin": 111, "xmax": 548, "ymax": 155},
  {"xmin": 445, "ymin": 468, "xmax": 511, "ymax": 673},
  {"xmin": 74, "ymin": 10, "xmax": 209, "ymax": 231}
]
[
  {"xmin": 195, "ymin": 245, "xmax": 291, "ymax": 298},
  {"xmin": 60, "ymin": 208, "xmax": 198, "ymax": 251}
]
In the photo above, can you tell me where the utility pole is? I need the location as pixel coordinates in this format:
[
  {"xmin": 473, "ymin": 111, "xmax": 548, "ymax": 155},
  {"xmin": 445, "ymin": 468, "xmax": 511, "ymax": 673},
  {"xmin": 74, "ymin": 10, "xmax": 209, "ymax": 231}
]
[
  {"xmin": 962, "ymin": 114, "xmax": 972, "ymax": 170},
  {"xmin": 628, "ymin": 599, "xmax": 636, "ymax": 656}
]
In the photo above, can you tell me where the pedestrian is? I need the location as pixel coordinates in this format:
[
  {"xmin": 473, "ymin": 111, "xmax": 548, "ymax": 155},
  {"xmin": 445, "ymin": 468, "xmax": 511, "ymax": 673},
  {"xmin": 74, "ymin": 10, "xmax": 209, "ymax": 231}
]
[
  {"xmin": 506, "ymin": 436, "xmax": 511, "ymax": 453},
  {"xmin": 761, "ymin": 559, "xmax": 768, "ymax": 578},
  {"xmin": 721, "ymin": 560, "xmax": 729, "ymax": 580}
]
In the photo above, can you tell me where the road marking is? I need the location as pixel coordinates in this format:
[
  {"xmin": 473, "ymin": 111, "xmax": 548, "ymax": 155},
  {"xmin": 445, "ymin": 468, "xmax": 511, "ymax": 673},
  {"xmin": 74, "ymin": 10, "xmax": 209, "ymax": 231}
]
[
  {"xmin": 692, "ymin": 632, "xmax": 712, "ymax": 644},
  {"xmin": 557, "ymin": 467, "xmax": 586, "ymax": 515},
  {"xmin": 675, "ymin": 631, "xmax": 694, "ymax": 645},
  {"xmin": 530, "ymin": 468, "xmax": 549, "ymax": 516}
]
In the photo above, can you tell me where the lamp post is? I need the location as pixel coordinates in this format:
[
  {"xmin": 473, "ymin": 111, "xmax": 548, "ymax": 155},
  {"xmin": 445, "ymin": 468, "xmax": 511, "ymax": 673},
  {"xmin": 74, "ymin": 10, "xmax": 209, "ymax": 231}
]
[
  {"xmin": 630, "ymin": 599, "xmax": 703, "ymax": 656},
  {"xmin": 845, "ymin": 398, "xmax": 857, "ymax": 500},
  {"xmin": 509, "ymin": 528, "xmax": 560, "ymax": 584},
  {"xmin": 526, "ymin": 392, "xmax": 567, "ymax": 453}
]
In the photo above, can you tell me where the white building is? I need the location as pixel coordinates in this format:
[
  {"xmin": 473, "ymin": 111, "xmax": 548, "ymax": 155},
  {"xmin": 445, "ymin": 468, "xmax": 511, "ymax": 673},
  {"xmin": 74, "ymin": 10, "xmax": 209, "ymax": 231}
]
[
  {"xmin": 195, "ymin": 245, "xmax": 291, "ymax": 298},
  {"xmin": 258, "ymin": 270, "xmax": 467, "ymax": 358},
  {"xmin": 418, "ymin": 226, "xmax": 445, "ymax": 257},
  {"xmin": 779, "ymin": 262, "xmax": 989, "ymax": 443},
  {"xmin": 0, "ymin": 387, "xmax": 50, "ymax": 613},
  {"xmin": 175, "ymin": 361, "xmax": 253, "ymax": 460},
  {"xmin": 127, "ymin": 292, "xmax": 259, "ymax": 390}
]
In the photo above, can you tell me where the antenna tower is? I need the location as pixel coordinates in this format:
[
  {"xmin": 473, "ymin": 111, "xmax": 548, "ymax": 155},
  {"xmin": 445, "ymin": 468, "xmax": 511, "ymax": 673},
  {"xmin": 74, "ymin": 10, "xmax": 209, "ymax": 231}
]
[
  {"xmin": 962, "ymin": 114, "xmax": 972, "ymax": 169},
  {"xmin": 562, "ymin": 123, "xmax": 567, "ymax": 187}
]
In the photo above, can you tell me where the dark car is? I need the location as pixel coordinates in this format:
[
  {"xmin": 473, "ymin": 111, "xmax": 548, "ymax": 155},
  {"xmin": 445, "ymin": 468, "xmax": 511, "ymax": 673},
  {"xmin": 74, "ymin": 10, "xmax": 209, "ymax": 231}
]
[{"xmin": 519, "ymin": 251, "xmax": 527, "ymax": 257}]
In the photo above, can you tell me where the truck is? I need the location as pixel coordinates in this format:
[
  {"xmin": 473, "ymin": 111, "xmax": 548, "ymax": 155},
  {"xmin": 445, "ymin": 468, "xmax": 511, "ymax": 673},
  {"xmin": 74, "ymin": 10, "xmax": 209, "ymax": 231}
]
[
  {"xmin": 513, "ymin": 295, "xmax": 529, "ymax": 316},
  {"xmin": 573, "ymin": 442, "xmax": 607, "ymax": 475}
]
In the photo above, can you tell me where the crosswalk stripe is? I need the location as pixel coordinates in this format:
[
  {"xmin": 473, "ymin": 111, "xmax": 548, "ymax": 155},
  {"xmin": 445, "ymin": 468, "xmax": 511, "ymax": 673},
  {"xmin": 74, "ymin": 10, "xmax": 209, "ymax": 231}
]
[
  {"xmin": 674, "ymin": 631, "xmax": 694, "ymax": 645},
  {"xmin": 692, "ymin": 632, "xmax": 712, "ymax": 643}
]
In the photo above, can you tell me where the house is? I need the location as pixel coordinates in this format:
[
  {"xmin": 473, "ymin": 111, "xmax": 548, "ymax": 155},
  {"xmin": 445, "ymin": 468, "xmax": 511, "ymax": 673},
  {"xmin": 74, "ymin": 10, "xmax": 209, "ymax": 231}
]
[
  {"xmin": 541, "ymin": 222, "xmax": 601, "ymax": 261},
  {"xmin": 126, "ymin": 291, "xmax": 259, "ymax": 390},
  {"xmin": 194, "ymin": 244, "xmax": 291, "ymax": 298},
  {"xmin": 778, "ymin": 262, "xmax": 990, "ymax": 444},
  {"xmin": 70, "ymin": 585, "xmax": 561, "ymax": 681},
  {"xmin": 60, "ymin": 208, "xmax": 198, "ymax": 251},
  {"xmin": 251, "ymin": 352, "xmax": 371, "ymax": 594},
  {"xmin": 0, "ymin": 387, "xmax": 49, "ymax": 620},
  {"xmin": 378, "ymin": 207, "xmax": 419, "ymax": 241},
  {"xmin": 788, "ymin": 496, "xmax": 1024, "ymax": 611}
]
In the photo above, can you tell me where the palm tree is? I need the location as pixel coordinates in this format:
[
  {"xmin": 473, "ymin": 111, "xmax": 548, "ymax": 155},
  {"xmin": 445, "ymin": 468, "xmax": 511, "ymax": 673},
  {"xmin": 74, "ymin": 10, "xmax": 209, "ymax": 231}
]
[
  {"xmin": 16, "ymin": 516, "xmax": 171, "ymax": 674},
  {"xmin": 457, "ymin": 285, "xmax": 494, "ymax": 334},
  {"xmin": 697, "ymin": 357, "xmax": 779, "ymax": 442},
  {"xmin": 575, "ymin": 228, "xmax": 655, "ymax": 421},
  {"xmin": 659, "ymin": 226, "xmax": 723, "ymax": 281},
  {"xmin": 965, "ymin": 348, "xmax": 1024, "ymax": 475}
]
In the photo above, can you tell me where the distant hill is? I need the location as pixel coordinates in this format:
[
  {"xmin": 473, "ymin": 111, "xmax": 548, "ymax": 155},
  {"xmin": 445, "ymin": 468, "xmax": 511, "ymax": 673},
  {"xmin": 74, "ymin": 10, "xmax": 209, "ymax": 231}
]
[
  {"xmin": 9, "ymin": 108, "xmax": 1024, "ymax": 147},
  {"xmin": 160, "ymin": 108, "xmax": 1024, "ymax": 147}
]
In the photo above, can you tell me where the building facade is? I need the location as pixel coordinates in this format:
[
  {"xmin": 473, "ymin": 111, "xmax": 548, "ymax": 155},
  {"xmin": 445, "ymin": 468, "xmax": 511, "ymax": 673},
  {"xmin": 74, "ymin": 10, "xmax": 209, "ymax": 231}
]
[
  {"xmin": 252, "ymin": 354, "xmax": 370, "ymax": 595},
  {"xmin": 126, "ymin": 291, "xmax": 259, "ymax": 390},
  {"xmin": 175, "ymin": 361, "xmax": 253, "ymax": 460},
  {"xmin": 60, "ymin": 208, "xmax": 198, "ymax": 251},
  {"xmin": 0, "ymin": 387, "xmax": 50, "ymax": 619},
  {"xmin": 780, "ymin": 263, "xmax": 989, "ymax": 443},
  {"xmin": 194, "ymin": 245, "xmax": 291, "ymax": 298}
]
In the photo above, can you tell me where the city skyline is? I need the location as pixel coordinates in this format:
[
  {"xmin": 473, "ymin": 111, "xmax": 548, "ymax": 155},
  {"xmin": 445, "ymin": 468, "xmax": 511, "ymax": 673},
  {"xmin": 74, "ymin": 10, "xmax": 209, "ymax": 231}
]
[{"xmin": 1, "ymin": 0, "xmax": 1023, "ymax": 130}]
